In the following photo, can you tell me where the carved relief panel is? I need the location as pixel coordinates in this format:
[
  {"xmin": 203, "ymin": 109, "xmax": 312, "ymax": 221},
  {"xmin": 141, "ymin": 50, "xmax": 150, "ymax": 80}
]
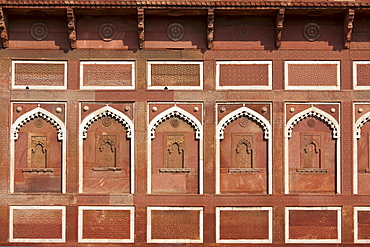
[
  {"xmin": 354, "ymin": 103, "xmax": 370, "ymax": 194},
  {"xmin": 285, "ymin": 104, "xmax": 340, "ymax": 194},
  {"xmin": 11, "ymin": 103, "xmax": 66, "ymax": 193},
  {"xmin": 216, "ymin": 103, "xmax": 272, "ymax": 194},
  {"xmin": 80, "ymin": 103, "xmax": 134, "ymax": 193},
  {"xmin": 148, "ymin": 103, "xmax": 203, "ymax": 194}
]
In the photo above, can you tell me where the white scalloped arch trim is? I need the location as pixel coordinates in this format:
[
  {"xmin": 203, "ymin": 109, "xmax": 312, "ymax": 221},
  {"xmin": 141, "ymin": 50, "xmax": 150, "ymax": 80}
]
[
  {"xmin": 286, "ymin": 106, "xmax": 340, "ymax": 138},
  {"xmin": 11, "ymin": 107, "xmax": 65, "ymax": 141},
  {"xmin": 355, "ymin": 110, "xmax": 370, "ymax": 139},
  {"xmin": 216, "ymin": 106, "xmax": 271, "ymax": 140},
  {"xmin": 80, "ymin": 105, "xmax": 133, "ymax": 139},
  {"xmin": 149, "ymin": 106, "xmax": 203, "ymax": 139}
]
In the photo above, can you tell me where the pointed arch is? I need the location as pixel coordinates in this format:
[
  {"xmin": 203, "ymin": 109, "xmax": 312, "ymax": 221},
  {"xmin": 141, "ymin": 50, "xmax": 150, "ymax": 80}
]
[
  {"xmin": 216, "ymin": 106, "xmax": 271, "ymax": 140},
  {"xmin": 285, "ymin": 106, "xmax": 340, "ymax": 139},
  {"xmin": 80, "ymin": 105, "xmax": 133, "ymax": 139},
  {"xmin": 11, "ymin": 107, "xmax": 66, "ymax": 141},
  {"xmin": 355, "ymin": 110, "xmax": 370, "ymax": 139},
  {"xmin": 149, "ymin": 106, "xmax": 203, "ymax": 139}
]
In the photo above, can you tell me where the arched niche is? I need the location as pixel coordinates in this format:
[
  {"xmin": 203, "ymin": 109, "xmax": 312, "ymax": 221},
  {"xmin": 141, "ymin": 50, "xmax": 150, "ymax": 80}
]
[
  {"xmin": 148, "ymin": 105, "xmax": 203, "ymax": 194},
  {"xmin": 354, "ymin": 108, "xmax": 370, "ymax": 194},
  {"xmin": 10, "ymin": 107, "xmax": 66, "ymax": 193},
  {"xmin": 285, "ymin": 106, "xmax": 340, "ymax": 194},
  {"xmin": 216, "ymin": 106, "xmax": 272, "ymax": 194},
  {"xmin": 79, "ymin": 105, "xmax": 134, "ymax": 194}
]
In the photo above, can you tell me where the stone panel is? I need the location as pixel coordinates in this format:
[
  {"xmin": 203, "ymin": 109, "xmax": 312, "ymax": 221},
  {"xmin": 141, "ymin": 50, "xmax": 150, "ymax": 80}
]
[
  {"xmin": 10, "ymin": 206, "xmax": 65, "ymax": 242},
  {"xmin": 286, "ymin": 207, "xmax": 341, "ymax": 243},
  {"xmin": 12, "ymin": 61, "xmax": 66, "ymax": 89},
  {"xmin": 148, "ymin": 207, "xmax": 202, "ymax": 243},
  {"xmin": 285, "ymin": 61, "xmax": 339, "ymax": 89},
  {"xmin": 217, "ymin": 207, "xmax": 271, "ymax": 243}
]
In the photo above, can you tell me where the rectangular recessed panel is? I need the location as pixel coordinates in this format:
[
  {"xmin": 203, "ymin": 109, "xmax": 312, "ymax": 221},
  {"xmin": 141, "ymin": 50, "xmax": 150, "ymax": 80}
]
[
  {"xmin": 78, "ymin": 206, "xmax": 134, "ymax": 243},
  {"xmin": 12, "ymin": 61, "xmax": 66, "ymax": 89},
  {"xmin": 288, "ymin": 208, "xmax": 340, "ymax": 243},
  {"xmin": 218, "ymin": 208, "xmax": 271, "ymax": 242},
  {"xmin": 218, "ymin": 62, "xmax": 270, "ymax": 88},
  {"xmin": 148, "ymin": 62, "xmax": 203, "ymax": 89},
  {"xmin": 148, "ymin": 207, "xmax": 203, "ymax": 243},
  {"xmin": 81, "ymin": 62, "xmax": 134, "ymax": 88},
  {"xmin": 285, "ymin": 61, "xmax": 340, "ymax": 90},
  {"xmin": 10, "ymin": 206, "xmax": 65, "ymax": 243},
  {"xmin": 357, "ymin": 210, "xmax": 370, "ymax": 240},
  {"xmin": 354, "ymin": 62, "xmax": 370, "ymax": 89}
]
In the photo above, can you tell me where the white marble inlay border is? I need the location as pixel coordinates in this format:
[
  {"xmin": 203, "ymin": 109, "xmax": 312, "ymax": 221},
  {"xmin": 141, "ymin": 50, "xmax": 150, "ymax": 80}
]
[
  {"xmin": 12, "ymin": 60, "xmax": 67, "ymax": 90},
  {"xmin": 285, "ymin": 206, "xmax": 342, "ymax": 244},
  {"xmin": 216, "ymin": 207, "xmax": 273, "ymax": 243},
  {"xmin": 216, "ymin": 61, "xmax": 272, "ymax": 90},
  {"xmin": 9, "ymin": 206, "xmax": 66, "ymax": 243},
  {"xmin": 80, "ymin": 61, "xmax": 135, "ymax": 90},
  {"xmin": 78, "ymin": 206, "xmax": 135, "ymax": 243},
  {"xmin": 284, "ymin": 61, "xmax": 340, "ymax": 90},
  {"xmin": 147, "ymin": 206, "xmax": 203, "ymax": 243},
  {"xmin": 147, "ymin": 61, "xmax": 203, "ymax": 90}
]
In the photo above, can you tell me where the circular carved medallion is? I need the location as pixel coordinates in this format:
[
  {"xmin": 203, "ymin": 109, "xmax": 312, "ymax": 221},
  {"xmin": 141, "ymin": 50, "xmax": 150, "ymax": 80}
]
[
  {"xmin": 170, "ymin": 117, "xmax": 180, "ymax": 128},
  {"xmin": 239, "ymin": 117, "xmax": 249, "ymax": 127},
  {"xmin": 307, "ymin": 118, "xmax": 316, "ymax": 128},
  {"xmin": 303, "ymin": 22, "xmax": 321, "ymax": 42},
  {"xmin": 99, "ymin": 23, "xmax": 117, "ymax": 41},
  {"xmin": 34, "ymin": 118, "xmax": 44, "ymax": 128},
  {"xmin": 102, "ymin": 154, "xmax": 113, "ymax": 165},
  {"xmin": 167, "ymin": 23, "xmax": 185, "ymax": 41},
  {"xmin": 31, "ymin": 23, "xmax": 48, "ymax": 41},
  {"xmin": 235, "ymin": 25, "xmax": 252, "ymax": 41},
  {"xmin": 102, "ymin": 117, "xmax": 112, "ymax": 127}
]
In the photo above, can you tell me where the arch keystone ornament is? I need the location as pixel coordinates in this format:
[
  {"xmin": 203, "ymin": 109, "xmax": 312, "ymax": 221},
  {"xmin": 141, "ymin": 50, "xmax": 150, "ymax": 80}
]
[{"xmin": 284, "ymin": 104, "xmax": 340, "ymax": 194}]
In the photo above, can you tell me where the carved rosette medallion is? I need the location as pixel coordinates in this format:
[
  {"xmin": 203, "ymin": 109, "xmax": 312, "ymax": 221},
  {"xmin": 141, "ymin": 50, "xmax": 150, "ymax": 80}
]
[
  {"xmin": 307, "ymin": 118, "xmax": 316, "ymax": 128},
  {"xmin": 34, "ymin": 118, "xmax": 44, "ymax": 128},
  {"xmin": 239, "ymin": 117, "xmax": 249, "ymax": 128},
  {"xmin": 101, "ymin": 117, "xmax": 112, "ymax": 127},
  {"xmin": 235, "ymin": 25, "xmax": 252, "ymax": 41},
  {"xmin": 303, "ymin": 22, "xmax": 321, "ymax": 42},
  {"xmin": 31, "ymin": 23, "xmax": 48, "ymax": 41},
  {"xmin": 170, "ymin": 117, "xmax": 180, "ymax": 128},
  {"xmin": 98, "ymin": 23, "xmax": 117, "ymax": 41},
  {"xmin": 167, "ymin": 23, "xmax": 185, "ymax": 41}
]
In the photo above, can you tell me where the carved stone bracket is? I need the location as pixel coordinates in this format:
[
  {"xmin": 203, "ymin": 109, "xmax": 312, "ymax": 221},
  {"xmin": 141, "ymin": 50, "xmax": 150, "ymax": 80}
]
[
  {"xmin": 67, "ymin": 8, "xmax": 76, "ymax": 49},
  {"xmin": 276, "ymin": 8, "xmax": 285, "ymax": 48},
  {"xmin": 207, "ymin": 8, "xmax": 214, "ymax": 49},
  {"xmin": 344, "ymin": 9, "xmax": 355, "ymax": 49},
  {"xmin": 0, "ymin": 7, "xmax": 8, "ymax": 48},
  {"xmin": 138, "ymin": 7, "xmax": 144, "ymax": 49}
]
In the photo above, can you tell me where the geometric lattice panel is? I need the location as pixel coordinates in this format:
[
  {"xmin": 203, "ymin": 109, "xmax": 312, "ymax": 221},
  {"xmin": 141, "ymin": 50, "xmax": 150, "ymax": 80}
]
[
  {"xmin": 216, "ymin": 61, "xmax": 272, "ymax": 90},
  {"xmin": 216, "ymin": 207, "xmax": 272, "ymax": 243},
  {"xmin": 147, "ymin": 206, "xmax": 203, "ymax": 243},
  {"xmin": 9, "ymin": 206, "xmax": 66, "ymax": 243},
  {"xmin": 12, "ymin": 61, "xmax": 67, "ymax": 89},
  {"xmin": 285, "ymin": 207, "xmax": 341, "ymax": 243},
  {"xmin": 78, "ymin": 206, "xmax": 134, "ymax": 243}
]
